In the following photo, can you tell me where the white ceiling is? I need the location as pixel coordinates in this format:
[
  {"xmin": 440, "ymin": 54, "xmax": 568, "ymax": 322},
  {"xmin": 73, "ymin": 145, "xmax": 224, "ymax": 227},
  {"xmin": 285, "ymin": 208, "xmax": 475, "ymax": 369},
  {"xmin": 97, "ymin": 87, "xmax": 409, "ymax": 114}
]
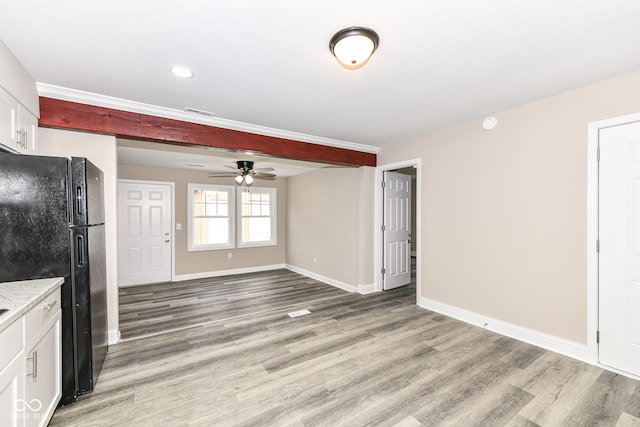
[{"xmin": 1, "ymin": 1, "xmax": 640, "ymax": 153}]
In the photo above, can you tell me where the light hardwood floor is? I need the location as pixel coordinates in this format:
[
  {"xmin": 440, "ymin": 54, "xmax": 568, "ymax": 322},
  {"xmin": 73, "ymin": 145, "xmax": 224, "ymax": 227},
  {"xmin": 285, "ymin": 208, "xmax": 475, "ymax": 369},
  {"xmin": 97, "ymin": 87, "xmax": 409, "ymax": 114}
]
[{"xmin": 50, "ymin": 268, "xmax": 640, "ymax": 426}]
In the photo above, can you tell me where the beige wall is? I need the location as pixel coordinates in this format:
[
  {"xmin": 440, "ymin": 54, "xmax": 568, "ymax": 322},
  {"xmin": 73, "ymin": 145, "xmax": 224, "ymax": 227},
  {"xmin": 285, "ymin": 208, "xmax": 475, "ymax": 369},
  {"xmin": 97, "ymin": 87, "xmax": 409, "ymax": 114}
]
[
  {"xmin": 378, "ymin": 69, "xmax": 640, "ymax": 344},
  {"xmin": 287, "ymin": 166, "xmax": 375, "ymax": 289},
  {"xmin": 37, "ymin": 128, "xmax": 119, "ymax": 336},
  {"xmin": 118, "ymin": 164, "xmax": 286, "ymax": 276}
]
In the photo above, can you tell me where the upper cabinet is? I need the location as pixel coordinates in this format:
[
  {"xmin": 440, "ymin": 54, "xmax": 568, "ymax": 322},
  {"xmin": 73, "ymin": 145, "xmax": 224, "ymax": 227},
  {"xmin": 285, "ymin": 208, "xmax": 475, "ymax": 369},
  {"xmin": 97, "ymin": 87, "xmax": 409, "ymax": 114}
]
[
  {"xmin": 0, "ymin": 87, "xmax": 37, "ymax": 154},
  {"xmin": 0, "ymin": 38, "xmax": 39, "ymax": 154}
]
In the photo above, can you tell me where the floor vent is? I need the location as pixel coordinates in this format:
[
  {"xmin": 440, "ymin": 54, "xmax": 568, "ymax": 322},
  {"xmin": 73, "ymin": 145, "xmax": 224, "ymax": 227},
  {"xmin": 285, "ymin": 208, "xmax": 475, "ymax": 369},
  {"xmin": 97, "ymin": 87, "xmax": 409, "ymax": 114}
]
[{"xmin": 288, "ymin": 309, "xmax": 311, "ymax": 318}]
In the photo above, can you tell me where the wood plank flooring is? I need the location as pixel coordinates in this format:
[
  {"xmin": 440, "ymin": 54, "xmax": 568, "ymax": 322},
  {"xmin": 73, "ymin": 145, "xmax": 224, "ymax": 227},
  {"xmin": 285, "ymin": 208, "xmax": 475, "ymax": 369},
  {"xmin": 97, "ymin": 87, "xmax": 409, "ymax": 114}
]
[{"xmin": 50, "ymin": 269, "xmax": 640, "ymax": 426}]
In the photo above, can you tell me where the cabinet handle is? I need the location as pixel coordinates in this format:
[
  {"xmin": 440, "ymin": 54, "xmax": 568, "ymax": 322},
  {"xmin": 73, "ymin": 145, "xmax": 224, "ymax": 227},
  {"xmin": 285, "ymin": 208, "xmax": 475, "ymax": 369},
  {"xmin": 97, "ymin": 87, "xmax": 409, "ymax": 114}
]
[
  {"xmin": 16, "ymin": 129, "xmax": 27, "ymax": 149},
  {"xmin": 26, "ymin": 350, "xmax": 38, "ymax": 379},
  {"xmin": 42, "ymin": 300, "xmax": 57, "ymax": 311}
]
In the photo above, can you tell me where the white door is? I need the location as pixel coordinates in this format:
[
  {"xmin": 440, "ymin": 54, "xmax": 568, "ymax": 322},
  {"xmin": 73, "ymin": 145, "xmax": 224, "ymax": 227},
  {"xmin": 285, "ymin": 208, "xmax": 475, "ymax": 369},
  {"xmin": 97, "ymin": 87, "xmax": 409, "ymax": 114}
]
[
  {"xmin": 383, "ymin": 171, "xmax": 412, "ymax": 290},
  {"xmin": 598, "ymin": 121, "xmax": 640, "ymax": 377},
  {"xmin": 118, "ymin": 181, "xmax": 172, "ymax": 286}
]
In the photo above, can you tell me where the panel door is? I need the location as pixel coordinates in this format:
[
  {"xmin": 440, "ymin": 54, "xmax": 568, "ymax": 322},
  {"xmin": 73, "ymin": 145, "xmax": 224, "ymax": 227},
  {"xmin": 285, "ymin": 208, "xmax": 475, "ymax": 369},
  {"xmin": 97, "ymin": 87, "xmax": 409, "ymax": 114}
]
[
  {"xmin": 598, "ymin": 121, "xmax": 640, "ymax": 377},
  {"xmin": 383, "ymin": 171, "xmax": 412, "ymax": 290},
  {"xmin": 118, "ymin": 182, "xmax": 172, "ymax": 286}
]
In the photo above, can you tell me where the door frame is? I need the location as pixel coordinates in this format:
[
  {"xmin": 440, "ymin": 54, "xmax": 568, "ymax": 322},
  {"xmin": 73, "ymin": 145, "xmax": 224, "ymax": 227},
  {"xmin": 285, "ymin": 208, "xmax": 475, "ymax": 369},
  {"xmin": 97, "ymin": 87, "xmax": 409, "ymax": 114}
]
[
  {"xmin": 117, "ymin": 179, "xmax": 176, "ymax": 284},
  {"xmin": 587, "ymin": 111, "xmax": 640, "ymax": 378},
  {"xmin": 375, "ymin": 158, "xmax": 421, "ymax": 303}
]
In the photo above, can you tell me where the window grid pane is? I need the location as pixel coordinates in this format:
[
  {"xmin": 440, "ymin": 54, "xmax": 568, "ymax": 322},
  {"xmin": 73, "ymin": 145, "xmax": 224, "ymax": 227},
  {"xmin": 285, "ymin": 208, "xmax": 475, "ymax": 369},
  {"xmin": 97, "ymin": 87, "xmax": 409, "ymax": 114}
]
[
  {"xmin": 190, "ymin": 186, "xmax": 233, "ymax": 248},
  {"xmin": 240, "ymin": 190, "xmax": 274, "ymax": 244}
]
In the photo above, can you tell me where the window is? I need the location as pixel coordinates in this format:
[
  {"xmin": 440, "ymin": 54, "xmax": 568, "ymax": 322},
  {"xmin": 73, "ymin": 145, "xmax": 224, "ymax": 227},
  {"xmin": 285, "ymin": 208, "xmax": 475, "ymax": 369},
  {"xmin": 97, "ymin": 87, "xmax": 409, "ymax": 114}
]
[
  {"xmin": 187, "ymin": 184, "xmax": 235, "ymax": 251},
  {"xmin": 188, "ymin": 184, "xmax": 277, "ymax": 251},
  {"xmin": 238, "ymin": 187, "xmax": 277, "ymax": 247}
]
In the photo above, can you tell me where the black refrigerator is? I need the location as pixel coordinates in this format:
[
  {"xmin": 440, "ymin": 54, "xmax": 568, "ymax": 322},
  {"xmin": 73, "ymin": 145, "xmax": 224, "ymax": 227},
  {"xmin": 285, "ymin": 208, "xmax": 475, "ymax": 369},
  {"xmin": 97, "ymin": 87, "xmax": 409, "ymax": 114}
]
[{"xmin": 0, "ymin": 152, "xmax": 108, "ymax": 406}]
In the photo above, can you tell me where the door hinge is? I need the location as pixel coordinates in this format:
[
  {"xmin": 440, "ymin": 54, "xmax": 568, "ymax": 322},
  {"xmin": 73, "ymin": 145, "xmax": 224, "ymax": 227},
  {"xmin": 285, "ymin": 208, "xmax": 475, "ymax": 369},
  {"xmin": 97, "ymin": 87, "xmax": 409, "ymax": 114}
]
[
  {"xmin": 381, "ymin": 225, "xmax": 386, "ymax": 232},
  {"xmin": 381, "ymin": 268, "xmax": 386, "ymax": 275},
  {"xmin": 597, "ymin": 146, "xmax": 600, "ymax": 162},
  {"xmin": 381, "ymin": 181, "xmax": 386, "ymax": 189},
  {"xmin": 596, "ymin": 239, "xmax": 600, "ymax": 253},
  {"xmin": 596, "ymin": 330, "xmax": 600, "ymax": 344}
]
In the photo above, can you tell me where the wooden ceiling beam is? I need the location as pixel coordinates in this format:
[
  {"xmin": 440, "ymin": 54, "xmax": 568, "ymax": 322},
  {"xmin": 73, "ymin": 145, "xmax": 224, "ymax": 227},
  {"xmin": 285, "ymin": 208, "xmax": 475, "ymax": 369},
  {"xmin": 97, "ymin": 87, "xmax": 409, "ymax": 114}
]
[{"xmin": 38, "ymin": 97, "xmax": 377, "ymax": 167}]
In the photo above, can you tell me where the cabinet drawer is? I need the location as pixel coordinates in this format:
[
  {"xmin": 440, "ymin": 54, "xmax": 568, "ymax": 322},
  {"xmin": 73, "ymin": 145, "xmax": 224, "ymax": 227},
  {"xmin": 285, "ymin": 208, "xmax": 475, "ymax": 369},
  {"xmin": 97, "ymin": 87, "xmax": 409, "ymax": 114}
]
[
  {"xmin": 24, "ymin": 290, "xmax": 60, "ymax": 347},
  {"xmin": 0, "ymin": 318, "xmax": 23, "ymax": 369}
]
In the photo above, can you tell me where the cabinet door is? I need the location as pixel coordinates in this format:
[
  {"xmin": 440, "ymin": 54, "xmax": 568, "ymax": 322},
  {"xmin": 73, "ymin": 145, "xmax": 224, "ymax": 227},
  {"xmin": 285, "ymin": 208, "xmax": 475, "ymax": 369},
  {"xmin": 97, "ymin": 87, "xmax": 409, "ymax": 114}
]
[
  {"xmin": 17, "ymin": 106, "xmax": 37, "ymax": 154},
  {"xmin": 24, "ymin": 316, "xmax": 60, "ymax": 427},
  {"xmin": 0, "ymin": 351, "xmax": 25, "ymax": 427},
  {"xmin": 0, "ymin": 89, "xmax": 18, "ymax": 152}
]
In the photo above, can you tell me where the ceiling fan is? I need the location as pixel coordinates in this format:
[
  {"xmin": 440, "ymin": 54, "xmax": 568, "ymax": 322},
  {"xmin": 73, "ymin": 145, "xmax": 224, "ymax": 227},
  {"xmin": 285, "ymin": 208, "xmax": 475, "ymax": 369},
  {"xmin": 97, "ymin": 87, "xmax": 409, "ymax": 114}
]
[{"xmin": 208, "ymin": 160, "xmax": 276, "ymax": 185}]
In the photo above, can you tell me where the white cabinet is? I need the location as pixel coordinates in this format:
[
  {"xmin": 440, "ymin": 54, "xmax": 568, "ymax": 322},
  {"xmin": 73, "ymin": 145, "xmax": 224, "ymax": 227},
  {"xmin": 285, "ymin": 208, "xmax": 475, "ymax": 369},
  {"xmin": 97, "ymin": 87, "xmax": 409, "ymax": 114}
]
[
  {"xmin": 0, "ymin": 88, "xmax": 18, "ymax": 151},
  {"xmin": 0, "ymin": 319, "xmax": 24, "ymax": 427},
  {"xmin": 23, "ymin": 291, "xmax": 60, "ymax": 427},
  {"xmin": 0, "ymin": 288, "xmax": 61, "ymax": 427},
  {"xmin": 0, "ymin": 86, "xmax": 38, "ymax": 154},
  {"xmin": 0, "ymin": 351, "xmax": 25, "ymax": 427},
  {"xmin": 16, "ymin": 106, "xmax": 38, "ymax": 154}
]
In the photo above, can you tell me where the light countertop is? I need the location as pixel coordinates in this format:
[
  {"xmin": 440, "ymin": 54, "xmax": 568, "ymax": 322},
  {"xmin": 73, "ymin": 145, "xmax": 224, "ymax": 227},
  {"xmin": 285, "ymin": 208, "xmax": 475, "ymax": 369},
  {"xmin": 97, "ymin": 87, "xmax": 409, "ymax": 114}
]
[{"xmin": 0, "ymin": 277, "xmax": 64, "ymax": 333}]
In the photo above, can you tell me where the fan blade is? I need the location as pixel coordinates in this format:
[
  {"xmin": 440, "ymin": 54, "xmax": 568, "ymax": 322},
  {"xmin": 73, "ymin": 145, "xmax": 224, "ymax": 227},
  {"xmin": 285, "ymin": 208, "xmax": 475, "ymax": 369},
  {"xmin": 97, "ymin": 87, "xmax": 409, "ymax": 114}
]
[
  {"xmin": 252, "ymin": 172, "xmax": 276, "ymax": 179},
  {"xmin": 224, "ymin": 165, "xmax": 238, "ymax": 170},
  {"xmin": 253, "ymin": 167, "xmax": 275, "ymax": 172},
  {"xmin": 208, "ymin": 172, "xmax": 238, "ymax": 177}
]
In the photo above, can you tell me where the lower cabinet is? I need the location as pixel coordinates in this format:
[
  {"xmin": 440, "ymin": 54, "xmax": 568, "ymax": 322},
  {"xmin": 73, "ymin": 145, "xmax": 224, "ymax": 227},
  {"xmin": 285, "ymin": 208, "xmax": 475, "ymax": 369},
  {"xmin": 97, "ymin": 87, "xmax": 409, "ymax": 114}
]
[
  {"xmin": 0, "ymin": 350, "xmax": 25, "ymax": 427},
  {"xmin": 24, "ymin": 314, "xmax": 60, "ymax": 427},
  {"xmin": 0, "ymin": 288, "xmax": 61, "ymax": 427}
]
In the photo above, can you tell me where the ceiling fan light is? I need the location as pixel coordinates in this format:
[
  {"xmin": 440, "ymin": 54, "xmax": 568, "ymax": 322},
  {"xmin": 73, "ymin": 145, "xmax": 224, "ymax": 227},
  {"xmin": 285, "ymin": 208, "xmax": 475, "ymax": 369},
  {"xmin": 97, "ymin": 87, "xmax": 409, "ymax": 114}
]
[
  {"xmin": 235, "ymin": 175, "xmax": 244, "ymax": 184},
  {"xmin": 244, "ymin": 175, "xmax": 254, "ymax": 185},
  {"xmin": 330, "ymin": 27, "xmax": 379, "ymax": 70}
]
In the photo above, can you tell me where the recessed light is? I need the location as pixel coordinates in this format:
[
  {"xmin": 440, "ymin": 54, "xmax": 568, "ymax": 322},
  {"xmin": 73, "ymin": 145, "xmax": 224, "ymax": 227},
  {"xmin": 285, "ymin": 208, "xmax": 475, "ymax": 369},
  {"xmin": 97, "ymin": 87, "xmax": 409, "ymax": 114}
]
[{"xmin": 170, "ymin": 65, "xmax": 194, "ymax": 79}]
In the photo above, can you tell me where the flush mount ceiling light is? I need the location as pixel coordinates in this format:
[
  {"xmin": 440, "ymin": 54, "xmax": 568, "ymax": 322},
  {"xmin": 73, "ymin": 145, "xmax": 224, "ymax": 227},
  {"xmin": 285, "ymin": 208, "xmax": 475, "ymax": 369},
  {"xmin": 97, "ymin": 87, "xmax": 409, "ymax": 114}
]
[
  {"xmin": 169, "ymin": 65, "xmax": 194, "ymax": 79},
  {"xmin": 329, "ymin": 27, "xmax": 379, "ymax": 70}
]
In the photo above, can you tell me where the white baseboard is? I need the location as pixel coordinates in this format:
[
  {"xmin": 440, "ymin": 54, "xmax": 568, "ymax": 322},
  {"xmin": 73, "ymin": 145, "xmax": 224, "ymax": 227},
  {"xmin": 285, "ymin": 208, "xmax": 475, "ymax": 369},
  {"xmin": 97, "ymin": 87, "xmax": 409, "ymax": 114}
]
[
  {"xmin": 418, "ymin": 296, "xmax": 591, "ymax": 364},
  {"xmin": 108, "ymin": 329, "xmax": 120, "ymax": 345},
  {"xmin": 358, "ymin": 283, "xmax": 377, "ymax": 295},
  {"xmin": 285, "ymin": 265, "xmax": 357, "ymax": 293},
  {"xmin": 173, "ymin": 264, "xmax": 286, "ymax": 282}
]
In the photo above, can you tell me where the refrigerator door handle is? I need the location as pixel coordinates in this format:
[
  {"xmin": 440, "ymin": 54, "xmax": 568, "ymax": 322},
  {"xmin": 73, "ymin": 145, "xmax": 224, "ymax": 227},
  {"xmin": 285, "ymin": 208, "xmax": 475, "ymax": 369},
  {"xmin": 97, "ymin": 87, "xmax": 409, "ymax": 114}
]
[
  {"xmin": 76, "ymin": 234, "xmax": 85, "ymax": 266},
  {"xmin": 76, "ymin": 186, "xmax": 84, "ymax": 216}
]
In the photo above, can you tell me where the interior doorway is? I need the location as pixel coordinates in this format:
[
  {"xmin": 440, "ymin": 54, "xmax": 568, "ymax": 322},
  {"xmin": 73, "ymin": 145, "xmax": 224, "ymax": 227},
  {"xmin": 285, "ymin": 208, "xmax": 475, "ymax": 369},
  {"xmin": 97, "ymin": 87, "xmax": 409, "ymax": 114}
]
[
  {"xmin": 376, "ymin": 159, "xmax": 420, "ymax": 302},
  {"xmin": 597, "ymin": 120, "xmax": 640, "ymax": 377},
  {"xmin": 588, "ymin": 112, "xmax": 640, "ymax": 379}
]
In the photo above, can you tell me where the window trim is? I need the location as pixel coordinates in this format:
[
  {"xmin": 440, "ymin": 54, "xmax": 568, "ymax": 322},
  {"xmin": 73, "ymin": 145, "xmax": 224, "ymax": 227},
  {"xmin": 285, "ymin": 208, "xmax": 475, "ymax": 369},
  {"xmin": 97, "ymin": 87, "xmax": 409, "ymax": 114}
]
[
  {"xmin": 237, "ymin": 186, "xmax": 277, "ymax": 248},
  {"xmin": 187, "ymin": 183, "xmax": 236, "ymax": 251}
]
